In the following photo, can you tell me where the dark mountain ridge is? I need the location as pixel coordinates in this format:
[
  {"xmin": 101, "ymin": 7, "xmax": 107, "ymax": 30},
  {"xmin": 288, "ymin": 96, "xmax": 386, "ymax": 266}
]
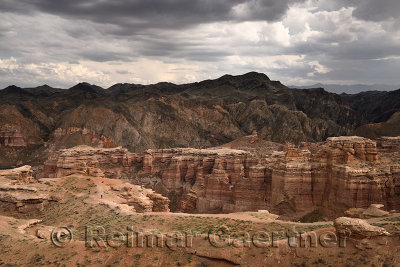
[{"xmin": 0, "ymin": 72, "xmax": 399, "ymax": 167}]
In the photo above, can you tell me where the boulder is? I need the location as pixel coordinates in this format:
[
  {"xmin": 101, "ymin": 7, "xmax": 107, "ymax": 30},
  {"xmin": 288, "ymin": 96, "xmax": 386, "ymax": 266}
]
[
  {"xmin": 36, "ymin": 229, "xmax": 48, "ymax": 239},
  {"xmin": 345, "ymin": 208, "xmax": 365, "ymax": 218},
  {"xmin": 363, "ymin": 204, "xmax": 390, "ymax": 217},
  {"xmin": 334, "ymin": 217, "xmax": 390, "ymax": 238}
]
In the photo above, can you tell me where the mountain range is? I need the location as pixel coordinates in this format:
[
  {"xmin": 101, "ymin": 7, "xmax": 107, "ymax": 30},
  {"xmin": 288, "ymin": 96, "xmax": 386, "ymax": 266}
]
[{"xmin": 1, "ymin": 72, "xmax": 400, "ymax": 167}]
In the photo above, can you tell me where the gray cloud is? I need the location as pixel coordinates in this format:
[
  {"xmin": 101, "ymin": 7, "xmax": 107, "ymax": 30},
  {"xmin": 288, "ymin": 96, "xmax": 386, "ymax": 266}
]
[
  {"xmin": 352, "ymin": 0, "xmax": 400, "ymax": 22},
  {"xmin": 116, "ymin": 70, "xmax": 134, "ymax": 75},
  {"xmin": 0, "ymin": 0, "xmax": 400, "ymax": 89},
  {"xmin": 314, "ymin": 58, "xmax": 400, "ymax": 86},
  {"xmin": 0, "ymin": 0, "xmax": 304, "ymax": 33},
  {"xmin": 316, "ymin": 0, "xmax": 400, "ymax": 22},
  {"xmin": 78, "ymin": 49, "xmax": 136, "ymax": 62}
]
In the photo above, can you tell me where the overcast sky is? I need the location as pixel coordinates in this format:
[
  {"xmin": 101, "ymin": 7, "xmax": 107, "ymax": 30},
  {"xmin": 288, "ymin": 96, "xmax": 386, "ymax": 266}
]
[{"xmin": 1, "ymin": 0, "xmax": 400, "ymax": 88}]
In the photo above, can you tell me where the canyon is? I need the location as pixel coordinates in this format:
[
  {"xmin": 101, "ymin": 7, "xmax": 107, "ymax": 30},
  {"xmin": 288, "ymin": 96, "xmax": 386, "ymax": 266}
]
[{"xmin": 37, "ymin": 134, "xmax": 400, "ymax": 220}]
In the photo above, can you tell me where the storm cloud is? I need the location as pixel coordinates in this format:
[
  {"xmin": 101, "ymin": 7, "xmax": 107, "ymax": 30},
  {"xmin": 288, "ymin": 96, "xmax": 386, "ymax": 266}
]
[
  {"xmin": 0, "ymin": 0, "xmax": 399, "ymax": 89},
  {"xmin": 0, "ymin": 0, "xmax": 305, "ymax": 31}
]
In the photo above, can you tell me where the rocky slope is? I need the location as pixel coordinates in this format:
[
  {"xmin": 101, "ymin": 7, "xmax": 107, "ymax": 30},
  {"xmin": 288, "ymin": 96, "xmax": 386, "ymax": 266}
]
[
  {"xmin": 0, "ymin": 165, "xmax": 169, "ymax": 214},
  {"xmin": 39, "ymin": 135, "xmax": 400, "ymax": 219},
  {"xmin": 342, "ymin": 89, "xmax": 400, "ymax": 124},
  {"xmin": 354, "ymin": 111, "xmax": 400, "ymax": 139},
  {"xmin": 4, "ymin": 72, "xmax": 397, "ymax": 168},
  {"xmin": 0, "ymin": 166, "xmax": 58, "ymax": 213}
]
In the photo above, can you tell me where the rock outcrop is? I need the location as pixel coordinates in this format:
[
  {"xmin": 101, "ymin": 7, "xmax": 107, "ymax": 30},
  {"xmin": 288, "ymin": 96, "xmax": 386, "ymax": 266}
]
[
  {"xmin": 0, "ymin": 165, "xmax": 35, "ymax": 184},
  {"xmin": 378, "ymin": 136, "xmax": 400, "ymax": 151},
  {"xmin": 0, "ymin": 185, "xmax": 51, "ymax": 213},
  {"xmin": 362, "ymin": 204, "xmax": 390, "ymax": 217},
  {"xmin": 0, "ymin": 125, "xmax": 26, "ymax": 147},
  {"xmin": 0, "ymin": 167, "xmax": 57, "ymax": 212},
  {"xmin": 345, "ymin": 208, "xmax": 366, "ymax": 218},
  {"xmin": 41, "ymin": 145, "xmax": 131, "ymax": 178},
  {"xmin": 50, "ymin": 127, "xmax": 115, "ymax": 148},
  {"xmin": 334, "ymin": 217, "xmax": 390, "ymax": 238},
  {"xmin": 40, "ymin": 136, "xmax": 400, "ymax": 218},
  {"xmin": 345, "ymin": 204, "xmax": 390, "ymax": 218},
  {"xmin": 109, "ymin": 183, "xmax": 170, "ymax": 212}
]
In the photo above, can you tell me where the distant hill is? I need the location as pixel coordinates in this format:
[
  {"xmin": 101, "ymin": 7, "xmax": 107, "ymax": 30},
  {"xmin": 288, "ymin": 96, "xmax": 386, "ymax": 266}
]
[{"xmin": 289, "ymin": 83, "xmax": 400, "ymax": 94}]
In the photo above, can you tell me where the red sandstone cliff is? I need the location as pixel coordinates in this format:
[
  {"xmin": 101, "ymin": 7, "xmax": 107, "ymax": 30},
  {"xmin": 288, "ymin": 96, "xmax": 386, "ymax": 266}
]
[
  {"xmin": 0, "ymin": 125, "xmax": 26, "ymax": 147},
  {"xmin": 50, "ymin": 127, "xmax": 115, "ymax": 149},
  {"xmin": 39, "ymin": 136, "xmax": 400, "ymax": 218}
]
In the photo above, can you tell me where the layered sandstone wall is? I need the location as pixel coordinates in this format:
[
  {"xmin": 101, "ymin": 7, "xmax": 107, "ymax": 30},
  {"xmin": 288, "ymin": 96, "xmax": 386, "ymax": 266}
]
[
  {"xmin": 310, "ymin": 137, "xmax": 400, "ymax": 217},
  {"xmin": 377, "ymin": 136, "xmax": 400, "ymax": 151},
  {"xmin": 39, "ymin": 136, "xmax": 400, "ymax": 217},
  {"xmin": 41, "ymin": 145, "xmax": 133, "ymax": 178},
  {"xmin": 0, "ymin": 166, "xmax": 57, "ymax": 212},
  {"xmin": 0, "ymin": 125, "xmax": 26, "ymax": 147},
  {"xmin": 270, "ymin": 146, "xmax": 313, "ymax": 215},
  {"xmin": 0, "ymin": 165, "xmax": 35, "ymax": 184},
  {"xmin": 51, "ymin": 127, "xmax": 115, "ymax": 148}
]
